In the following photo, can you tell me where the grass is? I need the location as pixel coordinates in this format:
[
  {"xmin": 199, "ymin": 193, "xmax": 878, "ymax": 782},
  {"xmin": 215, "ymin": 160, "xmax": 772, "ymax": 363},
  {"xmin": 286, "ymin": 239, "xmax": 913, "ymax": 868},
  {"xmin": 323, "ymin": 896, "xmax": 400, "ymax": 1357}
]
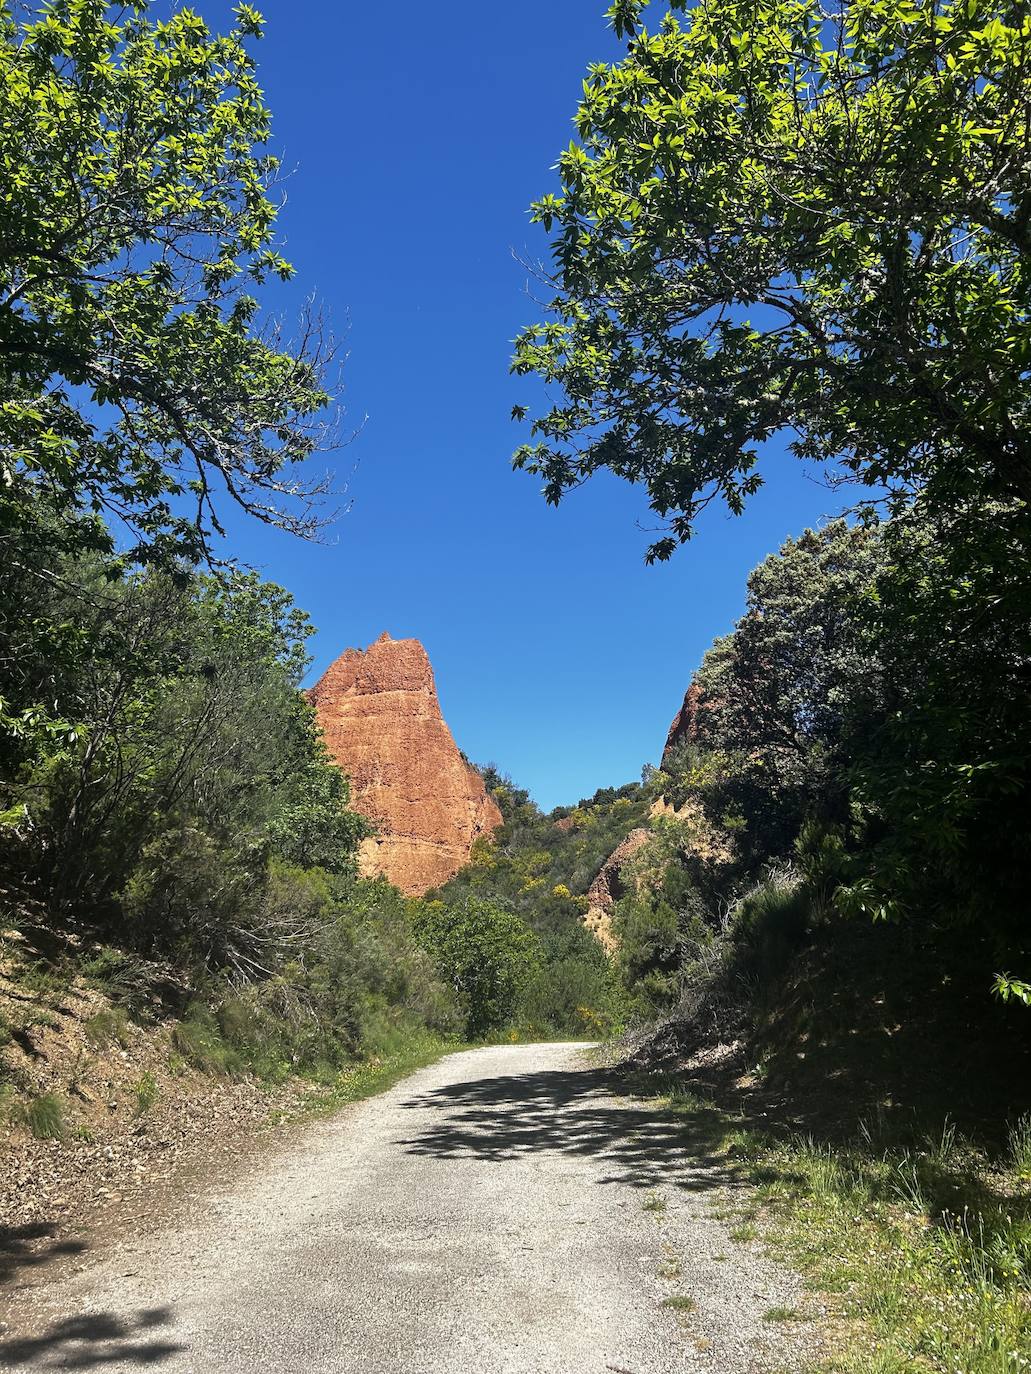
[
  {"xmin": 84, "ymin": 1007, "xmax": 130, "ymax": 1049},
  {"xmin": 728, "ymin": 1222, "xmax": 759, "ymax": 1242},
  {"xmin": 1009, "ymin": 1112, "xmax": 1031, "ymax": 1180},
  {"xmin": 10, "ymin": 1092, "xmax": 68, "ymax": 1140},
  {"xmin": 298, "ymin": 1033, "xmax": 459, "ymax": 1118},
  {"xmin": 171, "ymin": 1012, "xmax": 243, "ymax": 1077},
  {"xmin": 661, "ymin": 1294, "xmax": 697, "ymax": 1312},
  {"xmin": 132, "ymin": 1071, "xmax": 158, "ymax": 1115},
  {"xmin": 655, "ymin": 1081, "xmax": 1031, "ymax": 1374},
  {"xmin": 642, "ymin": 1190, "xmax": 668, "ymax": 1213}
]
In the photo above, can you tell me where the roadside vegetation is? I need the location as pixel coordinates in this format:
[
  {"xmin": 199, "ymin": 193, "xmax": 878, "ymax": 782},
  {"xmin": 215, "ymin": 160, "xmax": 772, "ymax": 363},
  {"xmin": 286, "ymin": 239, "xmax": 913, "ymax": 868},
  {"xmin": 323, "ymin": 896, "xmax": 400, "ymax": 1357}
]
[
  {"xmin": 0, "ymin": 0, "xmax": 598, "ymax": 1151},
  {"xmin": 506, "ymin": 0, "xmax": 1031, "ymax": 1366},
  {"xmin": 3, "ymin": 0, "xmax": 1031, "ymax": 1365},
  {"xmin": 640, "ymin": 1082, "xmax": 1031, "ymax": 1374}
]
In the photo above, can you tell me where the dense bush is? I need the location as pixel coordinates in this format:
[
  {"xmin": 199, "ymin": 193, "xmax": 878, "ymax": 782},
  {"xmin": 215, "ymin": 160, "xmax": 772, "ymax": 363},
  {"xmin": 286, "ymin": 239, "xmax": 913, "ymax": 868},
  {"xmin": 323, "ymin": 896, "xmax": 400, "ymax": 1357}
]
[
  {"xmin": 1, "ymin": 543, "xmax": 366, "ymax": 972},
  {"xmin": 410, "ymin": 897, "xmax": 542, "ymax": 1039}
]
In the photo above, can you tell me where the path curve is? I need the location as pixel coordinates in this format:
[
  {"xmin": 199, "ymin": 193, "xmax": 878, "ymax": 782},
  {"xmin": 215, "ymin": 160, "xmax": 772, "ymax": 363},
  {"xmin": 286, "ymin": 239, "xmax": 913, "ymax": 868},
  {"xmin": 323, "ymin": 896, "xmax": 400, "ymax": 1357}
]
[{"xmin": 1, "ymin": 1043, "xmax": 809, "ymax": 1372}]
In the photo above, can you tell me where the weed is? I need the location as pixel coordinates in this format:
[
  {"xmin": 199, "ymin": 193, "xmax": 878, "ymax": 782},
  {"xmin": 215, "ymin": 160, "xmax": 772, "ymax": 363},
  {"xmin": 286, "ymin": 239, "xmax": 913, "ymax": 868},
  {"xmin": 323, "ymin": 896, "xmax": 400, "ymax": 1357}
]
[
  {"xmin": 1008, "ymin": 1112, "xmax": 1031, "ymax": 1180},
  {"xmin": 84, "ymin": 1008, "xmax": 130, "ymax": 1049},
  {"xmin": 80, "ymin": 947, "xmax": 162, "ymax": 1015},
  {"xmin": 662, "ymin": 1295, "xmax": 697, "ymax": 1312},
  {"xmin": 12, "ymin": 958, "xmax": 71, "ymax": 1001},
  {"xmin": 132, "ymin": 1071, "xmax": 158, "ymax": 1115},
  {"xmin": 729, "ymin": 1222, "xmax": 759, "ymax": 1242},
  {"xmin": 763, "ymin": 1306, "xmax": 800, "ymax": 1323},
  {"xmin": 171, "ymin": 1011, "xmax": 241, "ymax": 1077},
  {"xmin": 642, "ymin": 1191, "xmax": 667, "ymax": 1214},
  {"xmin": 13, "ymin": 1092, "xmax": 67, "ymax": 1140},
  {"xmin": 67, "ymin": 1048, "xmax": 93, "ymax": 1099}
]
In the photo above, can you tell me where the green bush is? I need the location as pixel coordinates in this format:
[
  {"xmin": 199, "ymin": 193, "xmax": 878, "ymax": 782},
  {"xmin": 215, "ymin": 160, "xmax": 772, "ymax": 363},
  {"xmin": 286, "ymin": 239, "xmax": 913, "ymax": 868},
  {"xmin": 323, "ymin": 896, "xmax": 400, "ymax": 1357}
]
[
  {"xmin": 731, "ymin": 871, "xmax": 812, "ymax": 984},
  {"xmin": 171, "ymin": 1010, "xmax": 242, "ymax": 1077},
  {"xmin": 517, "ymin": 927, "xmax": 615, "ymax": 1038},
  {"xmin": 411, "ymin": 898, "xmax": 542, "ymax": 1039}
]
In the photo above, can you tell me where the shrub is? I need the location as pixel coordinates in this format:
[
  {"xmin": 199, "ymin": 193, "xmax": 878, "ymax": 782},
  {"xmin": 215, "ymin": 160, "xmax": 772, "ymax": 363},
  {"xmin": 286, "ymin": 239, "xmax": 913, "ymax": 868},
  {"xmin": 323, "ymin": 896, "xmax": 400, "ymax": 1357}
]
[
  {"xmin": 411, "ymin": 898, "xmax": 542, "ymax": 1039},
  {"xmin": 171, "ymin": 1010, "xmax": 242, "ymax": 1077},
  {"xmin": 731, "ymin": 870, "xmax": 812, "ymax": 985}
]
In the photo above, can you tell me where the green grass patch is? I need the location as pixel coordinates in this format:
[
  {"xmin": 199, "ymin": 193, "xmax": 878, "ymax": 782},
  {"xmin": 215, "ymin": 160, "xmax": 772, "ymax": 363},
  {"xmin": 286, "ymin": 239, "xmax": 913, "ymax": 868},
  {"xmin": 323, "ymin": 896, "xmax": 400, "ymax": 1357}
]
[
  {"xmin": 763, "ymin": 1306, "xmax": 801, "ymax": 1323},
  {"xmin": 662, "ymin": 1294, "xmax": 697, "ymax": 1312},
  {"xmin": 299, "ymin": 1033, "xmax": 459, "ymax": 1117},
  {"xmin": 11, "ymin": 1092, "xmax": 68, "ymax": 1140},
  {"xmin": 729, "ymin": 1222, "xmax": 759, "ymax": 1242},
  {"xmin": 655, "ymin": 1078, "xmax": 1031, "ymax": 1374},
  {"xmin": 132, "ymin": 1070, "xmax": 158, "ymax": 1115},
  {"xmin": 84, "ymin": 1007, "xmax": 130, "ymax": 1048}
]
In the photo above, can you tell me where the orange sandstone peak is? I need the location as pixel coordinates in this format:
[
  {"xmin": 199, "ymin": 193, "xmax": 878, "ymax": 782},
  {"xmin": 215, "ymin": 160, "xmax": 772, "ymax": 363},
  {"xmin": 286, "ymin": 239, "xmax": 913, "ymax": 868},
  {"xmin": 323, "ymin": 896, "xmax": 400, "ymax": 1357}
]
[{"xmin": 307, "ymin": 634, "xmax": 502, "ymax": 895}]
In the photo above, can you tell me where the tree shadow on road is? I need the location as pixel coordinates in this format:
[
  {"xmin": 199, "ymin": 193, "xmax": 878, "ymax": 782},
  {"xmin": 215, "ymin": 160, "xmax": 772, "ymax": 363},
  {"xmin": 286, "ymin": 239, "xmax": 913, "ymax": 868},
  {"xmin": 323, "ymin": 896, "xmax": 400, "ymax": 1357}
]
[
  {"xmin": 0, "ymin": 1224, "xmax": 88, "ymax": 1287},
  {"xmin": 396, "ymin": 1063, "xmax": 741, "ymax": 1192},
  {"xmin": 0, "ymin": 1306, "xmax": 183, "ymax": 1370}
]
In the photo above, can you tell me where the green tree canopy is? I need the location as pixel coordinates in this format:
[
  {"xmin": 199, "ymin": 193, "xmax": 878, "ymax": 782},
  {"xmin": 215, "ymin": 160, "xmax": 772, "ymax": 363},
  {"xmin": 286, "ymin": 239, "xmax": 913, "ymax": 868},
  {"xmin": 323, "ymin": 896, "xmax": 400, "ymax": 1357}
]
[
  {"xmin": 678, "ymin": 520, "xmax": 885, "ymax": 856},
  {"xmin": 411, "ymin": 898, "xmax": 542, "ymax": 1039},
  {"xmin": 513, "ymin": 0, "xmax": 1031, "ymax": 558},
  {"xmin": 1, "ymin": 0, "xmax": 335, "ymax": 569}
]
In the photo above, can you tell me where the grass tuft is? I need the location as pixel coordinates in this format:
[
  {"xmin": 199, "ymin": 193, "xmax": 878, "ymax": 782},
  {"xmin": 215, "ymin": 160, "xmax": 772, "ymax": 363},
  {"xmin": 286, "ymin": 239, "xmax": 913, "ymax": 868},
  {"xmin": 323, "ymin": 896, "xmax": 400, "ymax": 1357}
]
[
  {"xmin": 662, "ymin": 1294, "xmax": 697, "ymax": 1312},
  {"xmin": 1008, "ymin": 1112, "xmax": 1031, "ymax": 1180},
  {"xmin": 19, "ymin": 1092, "xmax": 67, "ymax": 1140},
  {"xmin": 84, "ymin": 1007, "xmax": 130, "ymax": 1048},
  {"xmin": 763, "ymin": 1306, "xmax": 800, "ymax": 1323},
  {"xmin": 729, "ymin": 1222, "xmax": 759, "ymax": 1242},
  {"xmin": 132, "ymin": 1071, "xmax": 158, "ymax": 1115}
]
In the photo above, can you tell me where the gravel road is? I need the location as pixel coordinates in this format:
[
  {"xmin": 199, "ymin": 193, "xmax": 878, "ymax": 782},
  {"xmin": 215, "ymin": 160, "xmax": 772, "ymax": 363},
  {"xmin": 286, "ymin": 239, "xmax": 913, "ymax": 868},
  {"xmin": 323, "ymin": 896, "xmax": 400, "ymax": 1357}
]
[{"xmin": 1, "ymin": 1043, "xmax": 812, "ymax": 1372}]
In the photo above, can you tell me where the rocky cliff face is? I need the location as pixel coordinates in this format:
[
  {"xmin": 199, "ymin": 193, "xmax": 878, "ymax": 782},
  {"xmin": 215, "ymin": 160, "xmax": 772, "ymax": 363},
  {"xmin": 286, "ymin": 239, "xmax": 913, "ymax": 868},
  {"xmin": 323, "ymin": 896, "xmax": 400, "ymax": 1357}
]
[
  {"xmin": 307, "ymin": 633, "xmax": 502, "ymax": 895},
  {"xmin": 582, "ymin": 827, "xmax": 651, "ymax": 952},
  {"xmin": 662, "ymin": 681, "xmax": 703, "ymax": 765}
]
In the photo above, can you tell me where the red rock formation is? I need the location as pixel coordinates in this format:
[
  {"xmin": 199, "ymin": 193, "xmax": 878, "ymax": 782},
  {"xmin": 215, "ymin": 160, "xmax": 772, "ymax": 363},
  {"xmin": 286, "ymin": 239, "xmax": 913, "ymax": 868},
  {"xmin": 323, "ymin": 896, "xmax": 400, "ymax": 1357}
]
[
  {"xmin": 582, "ymin": 828, "xmax": 650, "ymax": 953},
  {"xmin": 307, "ymin": 633, "xmax": 502, "ymax": 895},
  {"xmin": 662, "ymin": 681, "xmax": 704, "ymax": 765}
]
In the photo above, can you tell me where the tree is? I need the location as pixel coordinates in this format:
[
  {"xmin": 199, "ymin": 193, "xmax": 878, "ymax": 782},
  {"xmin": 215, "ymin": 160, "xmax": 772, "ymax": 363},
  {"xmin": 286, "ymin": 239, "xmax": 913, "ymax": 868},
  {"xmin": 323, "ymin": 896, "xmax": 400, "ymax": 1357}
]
[
  {"xmin": 512, "ymin": 0, "xmax": 1031, "ymax": 558},
  {"xmin": 1, "ymin": 0, "xmax": 336, "ymax": 570},
  {"xmin": 672, "ymin": 521, "xmax": 884, "ymax": 858},
  {"xmin": 411, "ymin": 898, "xmax": 542, "ymax": 1039},
  {"xmin": 2, "ymin": 553, "xmax": 366, "ymax": 939},
  {"xmin": 841, "ymin": 498, "xmax": 1031, "ymax": 942}
]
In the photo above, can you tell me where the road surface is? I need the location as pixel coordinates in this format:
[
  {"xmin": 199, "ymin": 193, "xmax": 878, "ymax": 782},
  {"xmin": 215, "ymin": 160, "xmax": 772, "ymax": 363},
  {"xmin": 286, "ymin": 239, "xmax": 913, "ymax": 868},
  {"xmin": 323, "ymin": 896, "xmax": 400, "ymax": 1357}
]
[{"xmin": 0, "ymin": 1043, "xmax": 809, "ymax": 1372}]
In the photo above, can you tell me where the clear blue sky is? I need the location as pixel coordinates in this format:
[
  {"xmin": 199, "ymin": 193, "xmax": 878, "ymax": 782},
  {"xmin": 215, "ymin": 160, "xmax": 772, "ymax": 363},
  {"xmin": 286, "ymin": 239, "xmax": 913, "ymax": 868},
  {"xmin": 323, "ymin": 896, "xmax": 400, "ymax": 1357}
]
[{"xmin": 211, "ymin": 0, "xmax": 842, "ymax": 809}]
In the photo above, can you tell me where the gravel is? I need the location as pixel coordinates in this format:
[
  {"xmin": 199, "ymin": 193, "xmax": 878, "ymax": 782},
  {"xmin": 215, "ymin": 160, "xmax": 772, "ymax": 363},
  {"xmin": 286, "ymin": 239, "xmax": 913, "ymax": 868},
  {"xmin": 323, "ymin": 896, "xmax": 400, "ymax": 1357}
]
[{"xmin": 0, "ymin": 1042, "xmax": 818, "ymax": 1372}]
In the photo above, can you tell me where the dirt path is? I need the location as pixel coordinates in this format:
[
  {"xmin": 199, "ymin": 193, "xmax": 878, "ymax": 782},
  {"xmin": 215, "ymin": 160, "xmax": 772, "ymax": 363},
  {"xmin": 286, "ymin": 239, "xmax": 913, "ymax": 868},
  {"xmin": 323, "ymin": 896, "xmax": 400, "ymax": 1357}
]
[{"xmin": 0, "ymin": 1043, "xmax": 814, "ymax": 1372}]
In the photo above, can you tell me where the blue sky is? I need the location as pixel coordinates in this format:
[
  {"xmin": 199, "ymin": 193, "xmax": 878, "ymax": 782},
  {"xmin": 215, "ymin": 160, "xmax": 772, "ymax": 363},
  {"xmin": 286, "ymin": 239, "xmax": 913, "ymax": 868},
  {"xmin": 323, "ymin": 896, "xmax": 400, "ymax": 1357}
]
[{"xmin": 212, "ymin": 0, "xmax": 842, "ymax": 809}]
